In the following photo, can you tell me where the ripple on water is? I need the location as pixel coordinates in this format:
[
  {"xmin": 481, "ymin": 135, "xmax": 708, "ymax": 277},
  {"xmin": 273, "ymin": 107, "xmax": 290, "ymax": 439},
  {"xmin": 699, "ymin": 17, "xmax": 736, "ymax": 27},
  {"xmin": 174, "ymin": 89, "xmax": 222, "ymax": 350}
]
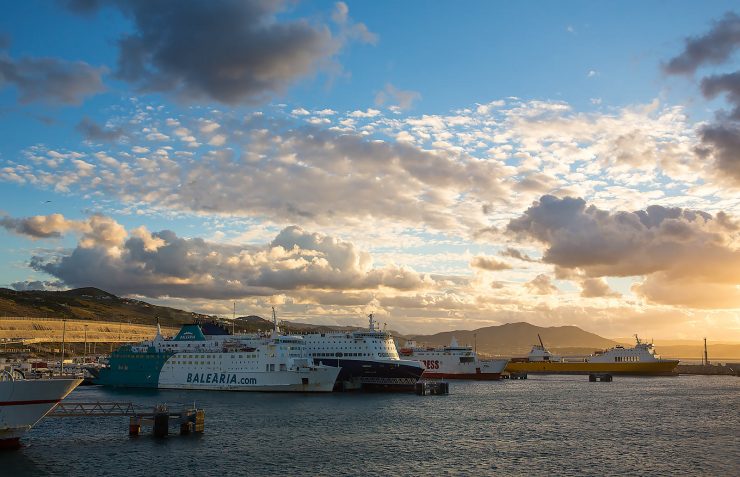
[{"xmin": 2, "ymin": 375, "xmax": 738, "ymax": 476}]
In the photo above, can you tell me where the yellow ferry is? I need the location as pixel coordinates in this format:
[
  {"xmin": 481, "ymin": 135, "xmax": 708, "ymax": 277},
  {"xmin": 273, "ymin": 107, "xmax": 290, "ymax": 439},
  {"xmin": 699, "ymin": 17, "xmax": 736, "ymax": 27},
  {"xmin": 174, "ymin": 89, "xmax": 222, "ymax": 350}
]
[{"xmin": 505, "ymin": 335, "xmax": 678, "ymax": 376}]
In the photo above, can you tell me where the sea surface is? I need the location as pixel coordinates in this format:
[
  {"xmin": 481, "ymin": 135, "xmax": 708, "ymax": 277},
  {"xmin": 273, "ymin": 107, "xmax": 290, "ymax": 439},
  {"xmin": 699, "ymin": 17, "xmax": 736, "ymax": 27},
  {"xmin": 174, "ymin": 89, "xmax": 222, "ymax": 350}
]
[{"xmin": 2, "ymin": 375, "xmax": 738, "ymax": 476}]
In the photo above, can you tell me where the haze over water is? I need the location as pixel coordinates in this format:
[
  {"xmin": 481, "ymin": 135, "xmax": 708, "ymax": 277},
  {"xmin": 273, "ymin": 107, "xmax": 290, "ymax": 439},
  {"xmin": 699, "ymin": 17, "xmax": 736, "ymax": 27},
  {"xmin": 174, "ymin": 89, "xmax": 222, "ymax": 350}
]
[{"xmin": 4, "ymin": 376, "xmax": 738, "ymax": 476}]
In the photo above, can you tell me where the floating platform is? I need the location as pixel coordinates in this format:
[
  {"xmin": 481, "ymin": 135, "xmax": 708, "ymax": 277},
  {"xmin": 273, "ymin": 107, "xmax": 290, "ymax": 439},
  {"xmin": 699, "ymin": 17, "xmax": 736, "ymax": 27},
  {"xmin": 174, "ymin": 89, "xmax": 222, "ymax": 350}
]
[
  {"xmin": 589, "ymin": 373, "xmax": 613, "ymax": 382},
  {"xmin": 415, "ymin": 381, "xmax": 449, "ymax": 395}
]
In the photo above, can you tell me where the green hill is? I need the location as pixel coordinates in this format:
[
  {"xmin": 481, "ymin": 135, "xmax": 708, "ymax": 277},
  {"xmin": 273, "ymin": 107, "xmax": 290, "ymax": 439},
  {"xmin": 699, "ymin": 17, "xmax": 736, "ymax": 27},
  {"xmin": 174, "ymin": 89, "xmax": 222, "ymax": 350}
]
[{"xmin": 0, "ymin": 287, "xmax": 212, "ymax": 327}]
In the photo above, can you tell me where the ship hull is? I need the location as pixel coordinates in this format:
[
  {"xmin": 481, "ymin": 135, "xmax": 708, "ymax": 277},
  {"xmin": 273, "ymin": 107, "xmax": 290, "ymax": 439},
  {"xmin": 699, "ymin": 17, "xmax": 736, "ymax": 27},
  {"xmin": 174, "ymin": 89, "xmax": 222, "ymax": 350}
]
[
  {"xmin": 97, "ymin": 349, "xmax": 340, "ymax": 392},
  {"xmin": 421, "ymin": 358, "xmax": 509, "ymax": 380},
  {"xmin": 158, "ymin": 366, "xmax": 339, "ymax": 392},
  {"xmin": 505, "ymin": 360, "xmax": 679, "ymax": 375},
  {"xmin": 0, "ymin": 378, "xmax": 82, "ymax": 448},
  {"xmin": 312, "ymin": 358, "xmax": 424, "ymax": 391}
]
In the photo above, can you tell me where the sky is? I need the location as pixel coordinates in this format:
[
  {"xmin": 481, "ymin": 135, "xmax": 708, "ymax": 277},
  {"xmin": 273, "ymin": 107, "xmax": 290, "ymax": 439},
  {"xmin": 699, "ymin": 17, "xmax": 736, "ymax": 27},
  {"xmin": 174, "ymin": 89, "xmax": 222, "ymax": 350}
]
[{"xmin": 1, "ymin": 0, "xmax": 740, "ymax": 340}]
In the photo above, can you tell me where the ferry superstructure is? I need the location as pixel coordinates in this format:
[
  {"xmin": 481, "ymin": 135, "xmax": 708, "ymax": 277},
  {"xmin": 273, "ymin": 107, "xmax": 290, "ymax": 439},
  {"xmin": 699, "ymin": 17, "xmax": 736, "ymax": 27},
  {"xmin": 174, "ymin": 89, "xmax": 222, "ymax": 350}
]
[
  {"xmin": 296, "ymin": 315, "xmax": 425, "ymax": 391},
  {"xmin": 505, "ymin": 335, "xmax": 679, "ymax": 375},
  {"xmin": 399, "ymin": 337, "xmax": 509, "ymax": 380},
  {"xmin": 95, "ymin": 322, "xmax": 340, "ymax": 392},
  {"xmin": 0, "ymin": 370, "xmax": 81, "ymax": 449}
]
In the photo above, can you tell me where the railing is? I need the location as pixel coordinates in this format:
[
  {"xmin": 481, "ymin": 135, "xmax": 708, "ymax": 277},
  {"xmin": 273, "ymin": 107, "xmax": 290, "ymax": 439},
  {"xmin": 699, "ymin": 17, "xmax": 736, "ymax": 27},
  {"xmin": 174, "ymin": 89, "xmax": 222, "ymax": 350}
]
[{"xmin": 48, "ymin": 401, "xmax": 139, "ymax": 417}]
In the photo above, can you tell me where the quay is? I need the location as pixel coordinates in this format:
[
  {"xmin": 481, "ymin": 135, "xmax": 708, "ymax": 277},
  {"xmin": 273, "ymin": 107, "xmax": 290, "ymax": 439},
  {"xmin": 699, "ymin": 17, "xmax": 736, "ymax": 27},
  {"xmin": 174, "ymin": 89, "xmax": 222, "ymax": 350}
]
[{"xmin": 676, "ymin": 363, "xmax": 739, "ymax": 376}]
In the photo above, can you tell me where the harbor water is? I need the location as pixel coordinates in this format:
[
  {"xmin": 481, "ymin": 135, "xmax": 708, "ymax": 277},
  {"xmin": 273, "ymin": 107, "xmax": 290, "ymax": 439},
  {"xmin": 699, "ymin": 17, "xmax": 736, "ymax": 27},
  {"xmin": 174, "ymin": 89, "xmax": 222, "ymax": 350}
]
[{"xmin": 2, "ymin": 375, "xmax": 738, "ymax": 476}]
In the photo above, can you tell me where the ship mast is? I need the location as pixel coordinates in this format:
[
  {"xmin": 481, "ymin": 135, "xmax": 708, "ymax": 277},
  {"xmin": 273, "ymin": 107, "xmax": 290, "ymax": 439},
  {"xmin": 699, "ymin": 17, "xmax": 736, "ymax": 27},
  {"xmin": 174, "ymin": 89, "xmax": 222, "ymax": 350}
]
[
  {"xmin": 368, "ymin": 313, "xmax": 375, "ymax": 331},
  {"xmin": 537, "ymin": 333, "xmax": 545, "ymax": 349}
]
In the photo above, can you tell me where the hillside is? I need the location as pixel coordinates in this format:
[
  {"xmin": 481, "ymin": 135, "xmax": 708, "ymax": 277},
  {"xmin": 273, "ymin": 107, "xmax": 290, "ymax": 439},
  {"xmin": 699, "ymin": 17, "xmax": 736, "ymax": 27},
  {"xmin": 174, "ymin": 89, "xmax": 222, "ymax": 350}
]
[
  {"xmin": 409, "ymin": 322, "xmax": 619, "ymax": 357},
  {"xmin": 0, "ymin": 287, "xmax": 213, "ymax": 327}
]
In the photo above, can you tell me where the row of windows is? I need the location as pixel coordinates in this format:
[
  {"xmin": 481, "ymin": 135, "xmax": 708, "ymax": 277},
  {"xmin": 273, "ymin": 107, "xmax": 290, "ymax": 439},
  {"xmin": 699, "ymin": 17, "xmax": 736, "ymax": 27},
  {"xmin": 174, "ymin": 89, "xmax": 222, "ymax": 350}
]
[
  {"xmin": 313, "ymin": 352, "xmax": 371, "ymax": 358},
  {"xmin": 615, "ymin": 356, "xmax": 640, "ymax": 362}
]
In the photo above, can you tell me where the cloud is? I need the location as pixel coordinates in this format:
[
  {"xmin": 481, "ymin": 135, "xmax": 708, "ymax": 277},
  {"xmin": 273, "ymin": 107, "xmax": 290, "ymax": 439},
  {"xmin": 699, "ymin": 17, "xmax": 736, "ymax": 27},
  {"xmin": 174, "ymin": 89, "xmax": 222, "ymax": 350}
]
[
  {"xmin": 8, "ymin": 119, "xmax": 506, "ymax": 234},
  {"xmin": 29, "ymin": 220, "xmax": 432, "ymax": 299},
  {"xmin": 332, "ymin": 2, "xmax": 378, "ymax": 45},
  {"xmin": 76, "ymin": 117, "xmax": 124, "ymax": 142},
  {"xmin": 375, "ymin": 83, "xmax": 421, "ymax": 110},
  {"xmin": 0, "ymin": 52, "xmax": 105, "ymax": 104},
  {"xmin": 508, "ymin": 195, "xmax": 740, "ymax": 308},
  {"xmin": 664, "ymin": 12, "xmax": 740, "ymax": 75},
  {"xmin": 580, "ymin": 277, "xmax": 619, "ymax": 298},
  {"xmin": 0, "ymin": 213, "xmax": 125, "ymax": 250},
  {"xmin": 64, "ymin": 0, "xmax": 375, "ymax": 104},
  {"xmin": 469, "ymin": 256, "xmax": 511, "ymax": 271},
  {"xmin": 526, "ymin": 274, "xmax": 558, "ymax": 295},
  {"xmin": 665, "ymin": 13, "xmax": 740, "ymax": 186},
  {"xmin": 10, "ymin": 280, "xmax": 65, "ymax": 291},
  {"xmin": 697, "ymin": 122, "xmax": 740, "ymax": 182},
  {"xmin": 0, "ymin": 213, "xmax": 85, "ymax": 238},
  {"xmin": 499, "ymin": 247, "xmax": 537, "ymax": 263}
]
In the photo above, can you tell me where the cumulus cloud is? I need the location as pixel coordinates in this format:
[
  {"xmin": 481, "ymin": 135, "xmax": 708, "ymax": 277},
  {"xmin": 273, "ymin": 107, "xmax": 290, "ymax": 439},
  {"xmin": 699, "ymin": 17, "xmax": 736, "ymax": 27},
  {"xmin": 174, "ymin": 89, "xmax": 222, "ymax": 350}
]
[
  {"xmin": 666, "ymin": 13, "xmax": 740, "ymax": 185},
  {"xmin": 0, "ymin": 213, "xmax": 85, "ymax": 239},
  {"xmin": 76, "ymin": 117, "xmax": 124, "ymax": 142},
  {"xmin": 508, "ymin": 195, "xmax": 740, "ymax": 308},
  {"xmin": 526, "ymin": 274, "xmax": 558, "ymax": 295},
  {"xmin": 0, "ymin": 52, "xmax": 105, "ymax": 104},
  {"xmin": 580, "ymin": 277, "xmax": 620, "ymax": 298},
  {"xmin": 0, "ymin": 213, "xmax": 126, "ymax": 250},
  {"xmin": 663, "ymin": 12, "xmax": 740, "ymax": 75},
  {"xmin": 64, "ymin": 0, "xmax": 375, "ymax": 104},
  {"xmin": 469, "ymin": 256, "xmax": 511, "ymax": 271},
  {"xmin": 29, "ymin": 220, "xmax": 432, "ymax": 299}
]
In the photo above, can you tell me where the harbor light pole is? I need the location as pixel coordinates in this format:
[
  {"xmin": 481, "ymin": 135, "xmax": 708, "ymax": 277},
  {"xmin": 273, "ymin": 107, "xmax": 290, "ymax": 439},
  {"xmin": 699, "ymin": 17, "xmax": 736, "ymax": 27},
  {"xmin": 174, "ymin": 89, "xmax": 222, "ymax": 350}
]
[
  {"xmin": 60, "ymin": 319, "xmax": 67, "ymax": 375},
  {"xmin": 84, "ymin": 324, "xmax": 88, "ymax": 363}
]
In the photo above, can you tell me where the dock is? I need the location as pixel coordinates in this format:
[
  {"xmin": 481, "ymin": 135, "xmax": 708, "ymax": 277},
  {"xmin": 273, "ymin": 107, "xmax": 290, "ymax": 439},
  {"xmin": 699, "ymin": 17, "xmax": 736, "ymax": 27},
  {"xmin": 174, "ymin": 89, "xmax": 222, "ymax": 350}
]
[{"xmin": 49, "ymin": 401, "xmax": 205, "ymax": 437}]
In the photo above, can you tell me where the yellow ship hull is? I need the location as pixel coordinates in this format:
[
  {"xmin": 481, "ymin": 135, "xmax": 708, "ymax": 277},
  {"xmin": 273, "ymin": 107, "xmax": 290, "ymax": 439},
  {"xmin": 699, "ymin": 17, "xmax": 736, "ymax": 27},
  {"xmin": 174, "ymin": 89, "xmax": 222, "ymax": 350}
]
[{"xmin": 505, "ymin": 360, "xmax": 679, "ymax": 376}]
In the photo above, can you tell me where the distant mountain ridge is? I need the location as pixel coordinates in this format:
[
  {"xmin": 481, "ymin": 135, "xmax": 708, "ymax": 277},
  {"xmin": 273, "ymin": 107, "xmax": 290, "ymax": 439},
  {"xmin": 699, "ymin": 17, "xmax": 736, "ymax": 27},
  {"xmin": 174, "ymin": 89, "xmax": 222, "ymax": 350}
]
[{"xmin": 409, "ymin": 322, "xmax": 619, "ymax": 356}]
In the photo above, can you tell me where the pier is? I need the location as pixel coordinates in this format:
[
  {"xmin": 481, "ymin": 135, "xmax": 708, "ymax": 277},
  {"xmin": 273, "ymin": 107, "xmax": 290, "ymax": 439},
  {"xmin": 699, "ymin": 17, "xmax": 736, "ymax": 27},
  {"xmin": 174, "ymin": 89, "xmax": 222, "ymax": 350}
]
[{"xmin": 48, "ymin": 401, "xmax": 205, "ymax": 437}]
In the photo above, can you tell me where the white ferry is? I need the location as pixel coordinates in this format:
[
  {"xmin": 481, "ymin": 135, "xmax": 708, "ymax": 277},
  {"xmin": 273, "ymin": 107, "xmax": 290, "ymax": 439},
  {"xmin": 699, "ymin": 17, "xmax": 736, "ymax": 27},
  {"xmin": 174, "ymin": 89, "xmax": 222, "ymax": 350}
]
[
  {"xmin": 297, "ymin": 315, "xmax": 425, "ymax": 391},
  {"xmin": 0, "ymin": 370, "xmax": 81, "ymax": 449},
  {"xmin": 95, "ymin": 320, "xmax": 340, "ymax": 392},
  {"xmin": 399, "ymin": 337, "xmax": 509, "ymax": 380}
]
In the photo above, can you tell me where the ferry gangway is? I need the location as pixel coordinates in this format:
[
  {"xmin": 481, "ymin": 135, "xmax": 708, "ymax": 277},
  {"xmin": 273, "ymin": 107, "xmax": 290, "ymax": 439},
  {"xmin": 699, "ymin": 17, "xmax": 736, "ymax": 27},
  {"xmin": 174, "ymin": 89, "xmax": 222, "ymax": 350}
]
[{"xmin": 48, "ymin": 401, "xmax": 140, "ymax": 417}]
